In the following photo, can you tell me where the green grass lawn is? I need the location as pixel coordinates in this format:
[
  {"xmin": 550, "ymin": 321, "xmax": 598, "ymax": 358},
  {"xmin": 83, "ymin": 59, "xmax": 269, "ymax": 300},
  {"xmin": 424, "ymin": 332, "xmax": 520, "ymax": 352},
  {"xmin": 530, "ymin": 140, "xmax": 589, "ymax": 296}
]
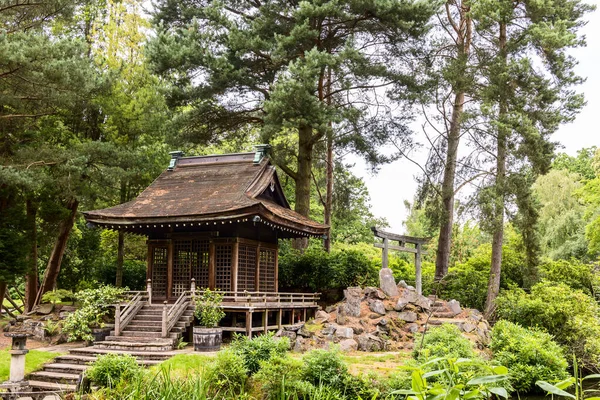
[{"xmin": 0, "ymin": 349, "xmax": 63, "ymax": 381}]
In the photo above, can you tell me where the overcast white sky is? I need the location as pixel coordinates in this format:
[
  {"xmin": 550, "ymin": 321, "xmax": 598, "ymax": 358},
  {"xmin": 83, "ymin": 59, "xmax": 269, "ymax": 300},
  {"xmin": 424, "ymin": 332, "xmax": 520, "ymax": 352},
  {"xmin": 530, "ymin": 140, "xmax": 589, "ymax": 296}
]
[{"xmin": 349, "ymin": 6, "xmax": 600, "ymax": 233}]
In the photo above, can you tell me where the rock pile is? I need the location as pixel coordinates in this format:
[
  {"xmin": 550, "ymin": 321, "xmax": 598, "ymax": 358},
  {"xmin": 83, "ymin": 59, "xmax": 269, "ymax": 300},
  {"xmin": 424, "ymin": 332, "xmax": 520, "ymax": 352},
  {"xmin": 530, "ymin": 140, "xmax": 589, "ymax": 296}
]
[{"xmin": 276, "ymin": 276, "xmax": 491, "ymax": 353}]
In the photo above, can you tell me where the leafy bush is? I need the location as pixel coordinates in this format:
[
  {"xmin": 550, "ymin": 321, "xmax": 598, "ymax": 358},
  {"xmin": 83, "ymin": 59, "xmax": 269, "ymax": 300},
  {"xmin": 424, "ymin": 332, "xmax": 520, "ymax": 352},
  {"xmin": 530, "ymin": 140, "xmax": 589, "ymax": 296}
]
[
  {"xmin": 278, "ymin": 244, "xmax": 378, "ymax": 292},
  {"xmin": 253, "ymin": 355, "xmax": 312, "ymax": 399},
  {"xmin": 194, "ymin": 289, "xmax": 225, "ymax": 328},
  {"xmin": 62, "ymin": 285, "xmax": 126, "ymax": 342},
  {"xmin": 205, "ymin": 349, "xmax": 248, "ymax": 396},
  {"xmin": 87, "ymin": 353, "xmax": 141, "ymax": 388},
  {"xmin": 490, "ymin": 320, "xmax": 569, "ymax": 393},
  {"xmin": 41, "ymin": 289, "xmax": 74, "ymax": 305},
  {"xmin": 413, "ymin": 324, "xmax": 476, "ymax": 361},
  {"xmin": 229, "ymin": 333, "xmax": 289, "ymax": 375},
  {"xmin": 302, "ymin": 348, "xmax": 348, "ymax": 388},
  {"xmin": 390, "ymin": 357, "xmax": 510, "ymax": 400},
  {"xmin": 539, "ymin": 259, "xmax": 596, "ymax": 294},
  {"xmin": 496, "ymin": 282, "xmax": 600, "ymax": 370}
]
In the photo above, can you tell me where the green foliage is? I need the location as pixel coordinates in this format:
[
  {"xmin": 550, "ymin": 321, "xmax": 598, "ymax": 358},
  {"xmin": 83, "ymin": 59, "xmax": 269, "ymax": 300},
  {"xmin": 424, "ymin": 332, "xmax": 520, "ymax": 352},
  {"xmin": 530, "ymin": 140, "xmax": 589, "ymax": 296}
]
[
  {"xmin": 302, "ymin": 348, "xmax": 348, "ymax": 388},
  {"xmin": 391, "ymin": 357, "xmax": 510, "ymax": 400},
  {"xmin": 194, "ymin": 289, "xmax": 225, "ymax": 328},
  {"xmin": 413, "ymin": 324, "xmax": 476, "ymax": 362},
  {"xmin": 539, "ymin": 259, "xmax": 596, "ymax": 295},
  {"xmin": 63, "ymin": 285, "xmax": 126, "ymax": 342},
  {"xmin": 87, "ymin": 353, "xmax": 141, "ymax": 388},
  {"xmin": 496, "ymin": 282, "xmax": 600, "ymax": 370},
  {"xmin": 230, "ymin": 333, "xmax": 290, "ymax": 375},
  {"xmin": 278, "ymin": 244, "xmax": 378, "ymax": 292},
  {"xmin": 204, "ymin": 349, "xmax": 248, "ymax": 396},
  {"xmin": 43, "ymin": 320, "xmax": 61, "ymax": 336},
  {"xmin": 41, "ymin": 289, "xmax": 74, "ymax": 305},
  {"xmin": 490, "ymin": 320, "xmax": 569, "ymax": 393},
  {"xmin": 0, "ymin": 349, "xmax": 62, "ymax": 382},
  {"xmin": 253, "ymin": 355, "xmax": 312, "ymax": 399},
  {"xmin": 536, "ymin": 355, "xmax": 600, "ymax": 400}
]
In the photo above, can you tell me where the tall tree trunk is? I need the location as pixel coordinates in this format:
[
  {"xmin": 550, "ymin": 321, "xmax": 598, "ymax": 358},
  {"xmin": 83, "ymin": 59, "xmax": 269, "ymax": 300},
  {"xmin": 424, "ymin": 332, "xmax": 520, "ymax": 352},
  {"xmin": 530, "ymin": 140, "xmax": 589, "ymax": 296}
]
[
  {"xmin": 293, "ymin": 124, "xmax": 314, "ymax": 250},
  {"xmin": 0, "ymin": 282, "xmax": 6, "ymax": 314},
  {"xmin": 25, "ymin": 199, "xmax": 38, "ymax": 312},
  {"xmin": 324, "ymin": 66, "xmax": 333, "ymax": 252},
  {"xmin": 324, "ymin": 132, "xmax": 333, "ymax": 252},
  {"xmin": 115, "ymin": 180, "xmax": 127, "ymax": 287},
  {"xmin": 434, "ymin": 2, "xmax": 472, "ymax": 280},
  {"xmin": 36, "ymin": 198, "xmax": 79, "ymax": 304},
  {"xmin": 484, "ymin": 21, "xmax": 508, "ymax": 319}
]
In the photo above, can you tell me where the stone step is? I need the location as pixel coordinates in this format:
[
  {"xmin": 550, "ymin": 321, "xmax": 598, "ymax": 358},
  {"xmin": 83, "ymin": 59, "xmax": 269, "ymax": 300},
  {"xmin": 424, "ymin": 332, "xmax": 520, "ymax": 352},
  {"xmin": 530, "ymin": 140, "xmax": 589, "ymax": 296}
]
[
  {"xmin": 28, "ymin": 379, "xmax": 77, "ymax": 392},
  {"xmin": 44, "ymin": 363, "xmax": 89, "ymax": 374},
  {"xmin": 55, "ymin": 354, "xmax": 162, "ymax": 366},
  {"xmin": 121, "ymin": 324, "xmax": 163, "ymax": 332},
  {"xmin": 68, "ymin": 347, "xmax": 176, "ymax": 360},
  {"xmin": 28, "ymin": 370, "xmax": 80, "ymax": 384},
  {"xmin": 137, "ymin": 310, "xmax": 163, "ymax": 316},
  {"xmin": 106, "ymin": 332, "xmax": 178, "ymax": 341},
  {"xmin": 93, "ymin": 340, "xmax": 174, "ymax": 352},
  {"xmin": 432, "ymin": 311, "xmax": 457, "ymax": 318}
]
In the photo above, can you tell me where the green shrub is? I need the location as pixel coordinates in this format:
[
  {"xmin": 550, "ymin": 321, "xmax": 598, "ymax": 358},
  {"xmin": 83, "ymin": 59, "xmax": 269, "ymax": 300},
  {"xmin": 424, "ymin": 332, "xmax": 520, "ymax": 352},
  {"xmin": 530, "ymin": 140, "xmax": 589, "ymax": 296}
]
[
  {"xmin": 539, "ymin": 259, "xmax": 596, "ymax": 294},
  {"xmin": 230, "ymin": 333, "xmax": 289, "ymax": 375},
  {"xmin": 252, "ymin": 355, "xmax": 312, "ymax": 399},
  {"xmin": 302, "ymin": 348, "xmax": 348, "ymax": 388},
  {"xmin": 490, "ymin": 320, "xmax": 569, "ymax": 393},
  {"xmin": 87, "ymin": 353, "xmax": 141, "ymax": 388},
  {"xmin": 496, "ymin": 282, "xmax": 600, "ymax": 370},
  {"xmin": 205, "ymin": 349, "xmax": 248, "ymax": 396},
  {"xmin": 41, "ymin": 289, "xmax": 74, "ymax": 305},
  {"xmin": 413, "ymin": 324, "xmax": 476, "ymax": 361},
  {"xmin": 194, "ymin": 289, "xmax": 225, "ymax": 328},
  {"xmin": 63, "ymin": 285, "xmax": 126, "ymax": 342}
]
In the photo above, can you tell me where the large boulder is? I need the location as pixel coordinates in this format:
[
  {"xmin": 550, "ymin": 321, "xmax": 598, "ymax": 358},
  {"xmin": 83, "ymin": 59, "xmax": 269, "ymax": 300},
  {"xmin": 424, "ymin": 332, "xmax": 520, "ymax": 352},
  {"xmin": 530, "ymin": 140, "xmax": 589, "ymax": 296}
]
[
  {"xmin": 448, "ymin": 300, "xmax": 461, "ymax": 316},
  {"xmin": 369, "ymin": 300, "xmax": 386, "ymax": 315},
  {"xmin": 379, "ymin": 268, "xmax": 399, "ymax": 297},
  {"xmin": 395, "ymin": 290, "xmax": 418, "ymax": 310},
  {"xmin": 357, "ymin": 333, "xmax": 386, "ymax": 352},
  {"xmin": 335, "ymin": 326, "xmax": 354, "ymax": 339},
  {"xmin": 341, "ymin": 287, "xmax": 362, "ymax": 317},
  {"xmin": 398, "ymin": 311, "xmax": 418, "ymax": 323},
  {"xmin": 339, "ymin": 338, "xmax": 358, "ymax": 352},
  {"xmin": 314, "ymin": 310, "xmax": 330, "ymax": 324},
  {"xmin": 413, "ymin": 294, "xmax": 431, "ymax": 311},
  {"xmin": 364, "ymin": 287, "xmax": 386, "ymax": 300}
]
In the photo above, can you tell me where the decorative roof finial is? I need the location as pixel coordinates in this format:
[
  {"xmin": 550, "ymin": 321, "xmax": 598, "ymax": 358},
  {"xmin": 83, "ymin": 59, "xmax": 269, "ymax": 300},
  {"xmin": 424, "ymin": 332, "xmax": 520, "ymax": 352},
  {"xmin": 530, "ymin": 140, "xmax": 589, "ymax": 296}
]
[
  {"xmin": 253, "ymin": 144, "xmax": 271, "ymax": 164},
  {"xmin": 168, "ymin": 150, "xmax": 185, "ymax": 171}
]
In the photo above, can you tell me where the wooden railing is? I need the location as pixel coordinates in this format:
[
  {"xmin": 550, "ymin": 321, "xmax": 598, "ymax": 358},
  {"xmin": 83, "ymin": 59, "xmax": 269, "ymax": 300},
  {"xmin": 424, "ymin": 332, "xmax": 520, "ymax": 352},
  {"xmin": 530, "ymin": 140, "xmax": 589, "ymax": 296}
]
[
  {"xmin": 192, "ymin": 290, "xmax": 320, "ymax": 306},
  {"xmin": 162, "ymin": 291, "xmax": 192, "ymax": 338},
  {"xmin": 114, "ymin": 291, "xmax": 146, "ymax": 336}
]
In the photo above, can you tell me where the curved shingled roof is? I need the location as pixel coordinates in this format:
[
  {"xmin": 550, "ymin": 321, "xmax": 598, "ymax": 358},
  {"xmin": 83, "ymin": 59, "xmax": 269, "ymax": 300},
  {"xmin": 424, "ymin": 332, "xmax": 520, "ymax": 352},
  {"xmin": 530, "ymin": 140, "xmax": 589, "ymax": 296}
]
[{"xmin": 83, "ymin": 151, "xmax": 328, "ymax": 237}]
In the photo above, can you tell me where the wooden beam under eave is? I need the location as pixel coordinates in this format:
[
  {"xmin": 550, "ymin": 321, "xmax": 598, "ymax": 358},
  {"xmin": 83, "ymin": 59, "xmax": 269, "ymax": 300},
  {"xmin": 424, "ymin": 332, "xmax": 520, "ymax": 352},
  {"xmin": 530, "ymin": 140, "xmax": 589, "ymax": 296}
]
[
  {"xmin": 209, "ymin": 241, "xmax": 216, "ymax": 290},
  {"xmin": 374, "ymin": 242, "xmax": 428, "ymax": 255},
  {"xmin": 231, "ymin": 240, "xmax": 239, "ymax": 293}
]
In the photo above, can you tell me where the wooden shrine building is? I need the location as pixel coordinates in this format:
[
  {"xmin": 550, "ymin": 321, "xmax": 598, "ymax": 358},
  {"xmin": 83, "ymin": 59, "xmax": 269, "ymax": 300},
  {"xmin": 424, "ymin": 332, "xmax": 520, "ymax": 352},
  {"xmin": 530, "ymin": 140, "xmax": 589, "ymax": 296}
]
[{"xmin": 83, "ymin": 146, "xmax": 328, "ymax": 336}]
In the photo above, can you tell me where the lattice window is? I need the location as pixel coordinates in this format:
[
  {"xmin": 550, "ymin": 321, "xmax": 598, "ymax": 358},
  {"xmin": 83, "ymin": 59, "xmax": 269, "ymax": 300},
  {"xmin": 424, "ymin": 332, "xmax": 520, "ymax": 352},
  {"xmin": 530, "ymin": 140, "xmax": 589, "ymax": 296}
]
[
  {"xmin": 152, "ymin": 247, "xmax": 168, "ymax": 298},
  {"xmin": 172, "ymin": 240, "xmax": 192, "ymax": 297},
  {"xmin": 259, "ymin": 248, "xmax": 276, "ymax": 292},
  {"xmin": 192, "ymin": 240, "xmax": 210, "ymax": 289},
  {"xmin": 215, "ymin": 244, "xmax": 232, "ymax": 291},
  {"xmin": 237, "ymin": 244, "xmax": 257, "ymax": 291}
]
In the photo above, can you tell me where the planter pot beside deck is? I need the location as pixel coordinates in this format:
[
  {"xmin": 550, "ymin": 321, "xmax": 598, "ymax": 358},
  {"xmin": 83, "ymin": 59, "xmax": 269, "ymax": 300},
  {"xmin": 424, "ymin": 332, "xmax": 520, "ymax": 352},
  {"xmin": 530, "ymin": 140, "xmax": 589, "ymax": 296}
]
[{"xmin": 193, "ymin": 327, "xmax": 222, "ymax": 352}]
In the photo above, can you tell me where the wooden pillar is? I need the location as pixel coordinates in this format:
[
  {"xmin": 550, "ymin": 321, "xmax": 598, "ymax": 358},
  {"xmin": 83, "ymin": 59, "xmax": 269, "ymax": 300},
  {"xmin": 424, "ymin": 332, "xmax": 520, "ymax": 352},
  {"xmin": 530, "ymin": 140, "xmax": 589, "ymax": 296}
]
[
  {"xmin": 246, "ymin": 310, "xmax": 253, "ymax": 338},
  {"xmin": 167, "ymin": 240, "xmax": 173, "ymax": 300},
  {"xmin": 209, "ymin": 241, "xmax": 216, "ymax": 290},
  {"xmin": 415, "ymin": 243, "xmax": 422, "ymax": 295},
  {"xmin": 290, "ymin": 309, "xmax": 295, "ymax": 325},
  {"xmin": 382, "ymin": 238, "xmax": 389, "ymax": 269},
  {"xmin": 278, "ymin": 309, "xmax": 282, "ymax": 329},
  {"xmin": 302, "ymin": 308, "xmax": 307, "ymax": 322},
  {"xmin": 274, "ymin": 248, "xmax": 279, "ymax": 293},
  {"xmin": 232, "ymin": 313, "xmax": 237, "ymax": 328},
  {"xmin": 255, "ymin": 244, "xmax": 261, "ymax": 291},
  {"xmin": 231, "ymin": 240, "xmax": 239, "ymax": 293},
  {"xmin": 263, "ymin": 310, "xmax": 268, "ymax": 334},
  {"xmin": 146, "ymin": 242, "xmax": 152, "ymax": 281}
]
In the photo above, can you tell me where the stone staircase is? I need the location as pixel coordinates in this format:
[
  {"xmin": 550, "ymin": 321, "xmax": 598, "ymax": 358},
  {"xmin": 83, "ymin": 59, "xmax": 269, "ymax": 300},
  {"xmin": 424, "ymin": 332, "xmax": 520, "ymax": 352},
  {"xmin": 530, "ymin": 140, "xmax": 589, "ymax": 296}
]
[{"xmin": 26, "ymin": 302, "xmax": 195, "ymax": 394}]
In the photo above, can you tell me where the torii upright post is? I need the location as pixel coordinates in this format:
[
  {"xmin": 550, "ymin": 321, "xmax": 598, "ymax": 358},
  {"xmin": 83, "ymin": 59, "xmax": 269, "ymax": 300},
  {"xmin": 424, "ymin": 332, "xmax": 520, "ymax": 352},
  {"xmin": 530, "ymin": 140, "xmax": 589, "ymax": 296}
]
[{"xmin": 372, "ymin": 227, "xmax": 430, "ymax": 296}]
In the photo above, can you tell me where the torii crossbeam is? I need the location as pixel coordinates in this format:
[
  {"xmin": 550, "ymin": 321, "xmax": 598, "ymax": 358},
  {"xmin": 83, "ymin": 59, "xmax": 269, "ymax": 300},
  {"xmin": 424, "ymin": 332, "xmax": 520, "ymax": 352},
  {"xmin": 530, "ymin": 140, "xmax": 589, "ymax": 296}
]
[{"xmin": 371, "ymin": 227, "xmax": 431, "ymax": 295}]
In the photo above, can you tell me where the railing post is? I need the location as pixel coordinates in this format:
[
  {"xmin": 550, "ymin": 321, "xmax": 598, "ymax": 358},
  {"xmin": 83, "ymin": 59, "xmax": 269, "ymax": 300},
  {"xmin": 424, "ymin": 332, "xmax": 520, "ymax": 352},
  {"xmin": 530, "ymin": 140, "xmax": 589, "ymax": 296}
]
[
  {"xmin": 190, "ymin": 278, "xmax": 196, "ymax": 297},
  {"xmin": 147, "ymin": 279, "xmax": 152, "ymax": 304},
  {"xmin": 162, "ymin": 301, "xmax": 168, "ymax": 338},
  {"xmin": 114, "ymin": 303, "xmax": 121, "ymax": 336}
]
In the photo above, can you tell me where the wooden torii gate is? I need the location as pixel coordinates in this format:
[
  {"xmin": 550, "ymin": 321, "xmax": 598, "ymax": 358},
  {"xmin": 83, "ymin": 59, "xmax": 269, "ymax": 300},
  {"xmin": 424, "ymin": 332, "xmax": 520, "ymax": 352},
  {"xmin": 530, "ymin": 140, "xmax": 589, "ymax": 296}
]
[{"xmin": 372, "ymin": 227, "xmax": 431, "ymax": 295}]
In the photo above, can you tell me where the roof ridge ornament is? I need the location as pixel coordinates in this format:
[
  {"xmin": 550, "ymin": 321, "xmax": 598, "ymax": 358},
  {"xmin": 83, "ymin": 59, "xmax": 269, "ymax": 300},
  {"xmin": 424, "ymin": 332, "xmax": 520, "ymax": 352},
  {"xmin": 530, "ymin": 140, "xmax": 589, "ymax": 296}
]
[
  {"xmin": 168, "ymin": 150, "xmax": 185, "ymax": 171},
  {"xmin": 253, "ymin": 144, "xmax": 271, "ymax": 164}
]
